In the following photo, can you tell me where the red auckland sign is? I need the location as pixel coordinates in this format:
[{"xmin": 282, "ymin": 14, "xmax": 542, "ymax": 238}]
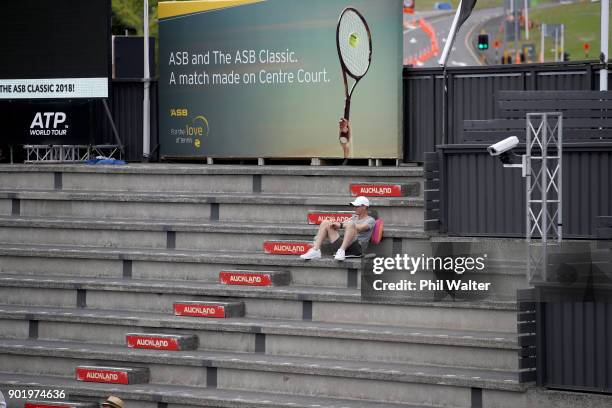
[
  {"xmin": 25, "ymin": 405, "xmax": 73, "ymax": 408},
  {"xmin": 126, "ymin": 334, "xmax": 179, "ymax": 350},
  {"xmin": 350, "ymin": 184, "xmax": 402, "ymax": 197},
  {"xmin": 76, "ymin": 367, "xmax": 128, "ymax": 384},
  {"xmin": 307, "ymin": 212, "xmax": 354, "ymax": 225},
  {"xmin": 263, "ymin": 241, "xmax": 312, "ymax": 255},
  {"xmin": 174, "ymin": 302, "xmax": 226, "ymax": 318},
  {"xmin": 219, "ymin": 271, "xmax": 273, "ymax": 286}
]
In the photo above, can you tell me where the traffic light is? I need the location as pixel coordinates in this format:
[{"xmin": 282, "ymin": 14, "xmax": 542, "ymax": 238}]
[
  {"xmin": 563, "ymin": 52, "xmax": 570, "ymax": 62},
  {"xmin": 477, "ymin": 34, "xmax": 489, "ymax": 50}
]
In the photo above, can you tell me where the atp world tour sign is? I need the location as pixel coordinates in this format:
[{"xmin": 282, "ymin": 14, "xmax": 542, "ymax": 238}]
[{"xmin": 158, "ymin": 0, "xmax": 403, "ymax": 159}]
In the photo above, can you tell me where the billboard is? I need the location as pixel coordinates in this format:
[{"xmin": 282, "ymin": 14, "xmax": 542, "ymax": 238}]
[
  {"xmin": 158, "ymin": 0, "xmax": 403, "ymax": 159},
  {"xmin": 0, "ymin": 0, "xmax": 110, "ymax": 99},
  {"xmin": 1, "ymin": 101, "xmax": 93, "ymax": 145}
]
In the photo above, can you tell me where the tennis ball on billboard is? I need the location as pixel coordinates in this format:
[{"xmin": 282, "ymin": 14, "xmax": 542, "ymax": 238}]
[
  {"xmin": 194, "ymin": 139, "xmax": 201, "ymax": 148},
  {"xmin": 349, "ymin": 32, "xmax": 359, "ymax": 48}
]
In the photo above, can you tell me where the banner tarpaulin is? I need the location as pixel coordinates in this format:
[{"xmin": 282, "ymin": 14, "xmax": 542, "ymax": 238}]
[{"xmin": 158, "ymin": 0, "xmax": 403, "ymax": 159}]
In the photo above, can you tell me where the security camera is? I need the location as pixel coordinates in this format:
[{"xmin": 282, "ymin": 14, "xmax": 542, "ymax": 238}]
[
  {"xmin": 487, "ymin": 136, "xmax": 527, "ymax": 177},
  {"xmin": 487, "ymin": 136, "xmax": 519, "ymax": 156}
]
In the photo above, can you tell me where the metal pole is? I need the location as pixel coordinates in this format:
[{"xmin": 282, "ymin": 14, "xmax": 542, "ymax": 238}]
[
  {"xmin": 513, "ymin": 0, "xmax": 519, "ymax": 50},
  {"xmin": 540, "ymin": 23, "xmax": 545, "ymax": 63},
  {"xmin": 554, "ymin": 27, "xmax": 558, "ymax": 62},
  {"xmin": 503, "ymin": 0, "xmax": 508, "ymax": 55},
  {"xmin": 524, "ymin": 0, "xmax": 529, "ymax": 40},
  {"xmin": 438, "ymin": 0, "xmax": 463, "ymax": 66},
  {"xmin": 601, "ymin": 0, "xmax": 609, "ymax": 90},
  {"xmin": 557, "ymin": 114, "xmax": 563, "ymax": 242},
  {"xmin": 526, "ymin": 116, "xmax": 532, "ymax": 243},
  {"xmin": 143, "ymin": 0, "xmax": 151, "ymax": 160},
  {"xmin": 542, "ymin": 113, "xmax": 548, "ymax": 245},
  {"xmin": 561, "ymin": 24, "xmax": 564, "ymax": 61}
]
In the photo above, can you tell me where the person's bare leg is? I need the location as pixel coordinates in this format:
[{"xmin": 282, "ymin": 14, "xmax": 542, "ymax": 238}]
[
  {"xmin": 341, "ymin": 142, "xmax": 350, "ymax": 159},
  {"xmin": 314, "ymin": 220, "xmax": 340, "ymax": 249},
  {"xmin": 340, "ymin": 223, "xmax": 357, "ymax": 250}
]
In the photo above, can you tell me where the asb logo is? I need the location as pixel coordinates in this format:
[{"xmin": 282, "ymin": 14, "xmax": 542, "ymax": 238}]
[
  {"xmin": 171, "ymin": 113, "xmax": 209, "ymax": 150},
  {"xmin": 30, "ymin": 112, "xmax": 68, "ymax": 136}
]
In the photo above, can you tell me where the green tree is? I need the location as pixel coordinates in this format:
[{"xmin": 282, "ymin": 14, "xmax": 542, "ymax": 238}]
[{"xmin": 112, "ymin": 0, "xmax": 158, "ymax": 38}]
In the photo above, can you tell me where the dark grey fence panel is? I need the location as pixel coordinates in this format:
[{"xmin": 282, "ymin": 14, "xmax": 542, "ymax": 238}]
[
  {"xmin": 439, "ymin": 145, "xmax": 612, "ymax": 238},
  {"xmin": 535, "ymin": 70, "xmax": 591, "ymax": 91},
  {"xmin": 403, "ymin": 62, "xmax": 608, "ymax": 162},
  {"xmin": 449, "ymin": 72, "xmax": 524, "ymax": 145},
  {"xmin": 540, "ymin": 299, "xmax": 612, "ymax": 393},
  {"xmin": 404, "ymin": 73, "xmax": 440, "ymax": 161}
]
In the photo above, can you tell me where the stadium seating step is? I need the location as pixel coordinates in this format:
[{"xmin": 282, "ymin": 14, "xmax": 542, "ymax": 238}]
[
  {"xmin": 0, "ymin": 273, "xmax": 516, "ymax": 309},
  {"xmin": 173, "ymin": 300, "xmax": 245, "ymax": 318},
  {"xmin": 0, "ymin": 215, "xmax": 427, "ymax": 238},
  {"xmin": 75, "ymin": 365, "xmax": 149, "ymax": 384},
  {"xmin": 0, "ymin": 372, "xmax": 435, "ymax": 408},
  {"xmin": 0, "ymin": 339, "xmax": 523, "ymax": 391},
  {"xmin": 126, "ymin": 333, "xmax": 198, "ymax": 351},
  {"xmin": 0, "ymin": 304, "xmax": 517, "ymax": 351},
  {"xmin": 0, "ymin": 304, "xmax": 519, "ymax": 370},
  {"xmin": 25, "ymin": 401, "xmax": 98, "ymax": 408}
]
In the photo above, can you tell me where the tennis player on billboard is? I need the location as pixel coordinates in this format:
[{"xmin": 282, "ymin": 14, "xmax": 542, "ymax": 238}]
[{"xmin": 336, "ymin": 7, "xmax": 372, "ymax": 163}]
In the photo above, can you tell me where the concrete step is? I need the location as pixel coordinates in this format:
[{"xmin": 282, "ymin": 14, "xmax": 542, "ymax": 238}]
[
  {"xmin": 0, "ymin": 190, "xmax": 424, "ymax": 226},
  {"xmin": 0, "ymin": 339, "xmax": 524, "ymax": 405},
  {"xmin": 0, "ymin": 274, "xmax": 518, "ymax": 331},
  {"xmin": 126, "ymin": 333, "xmax": 199, "ymax": 351},
  {"xmin": 0, "ymin": 243, "xmax": 367, "ymax": 289},
  {"xmin": 0, "ymin": 164, "xmax": 424, "ymax": 196},
  {"xmin": 0, "ymin": 305, "xmax": 520, "ymax": 371},
  {"xmin": 0, "ymin": 372, "xmax": 437, "ymax": 408},
  {"xmin": 25, "ymin": 402, "xmax": 98, "ymax": 408},
  {"xmin": 75, "ymin": 365, "xmax": 149, "ymax": 384},
  {"xmin": 0, "ymin": 215, "xmax": 426, "ymax": 253},
  {"xmin": 0, "ymin": 243, "xmax": 527, "ymax": 296},
  {"xmin": 219, "ymin": 270, "xmax": 290, "ymax": 287},
  {"xmin": 173, "ymin": 301, "xmax": 245, "ymax": 318}
]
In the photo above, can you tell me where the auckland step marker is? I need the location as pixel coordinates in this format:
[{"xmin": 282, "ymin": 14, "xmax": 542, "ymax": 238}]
[
  {"xmin": 350, "ymin": 182, "xmax": 420, "ymax": 197},
  {"xmin": 25, "ymin": 402, "xmax": 98, "ymax": 408},
  {"xmin": 126, "ymin": 333, "xmax": 198, "ymax": 351},
  {"xmin": 307, "ymin": 211, "xmax": 354, "ymax": 225},
  {"xmin": 263, "ymin": 240, "xmax": 313, "ymax": 255},
  {"xmin": 174, "ymin": 300, "xmax": 245, "ymax": 318},
  {"xmin": 219, "ymin": 269, "xmax": 290, "ymax": 286},
  {"xmin": 75, "ymin": 365, "xmax": 149, "ymax": 385}
]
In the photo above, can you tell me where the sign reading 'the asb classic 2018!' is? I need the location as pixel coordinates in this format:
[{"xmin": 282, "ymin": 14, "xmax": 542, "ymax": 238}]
[{"xmin": 158, "ymin": 0, "xmax": 402, "ymax": 159}]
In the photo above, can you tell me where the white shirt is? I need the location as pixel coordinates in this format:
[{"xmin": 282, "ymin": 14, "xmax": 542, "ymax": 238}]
[{"xmin": 0, "ymin": 391, "xmax": 6, "ymax": 408}]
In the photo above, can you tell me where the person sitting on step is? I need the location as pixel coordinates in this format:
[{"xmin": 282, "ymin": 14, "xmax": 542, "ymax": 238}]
[
  {"xmin": 101, "ymin": 395, "xmax": 124, "ymax": 408},
  {"xmin": 300, "ymin": 196, "xmax": 375, "ymax": 261}
]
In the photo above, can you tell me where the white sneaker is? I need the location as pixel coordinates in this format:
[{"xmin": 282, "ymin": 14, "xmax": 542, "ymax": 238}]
[
  {"xmin": 300, "ymin": 248, "xmax": 321, "ymax": 260},
  {"xmin": 334, "ymin": 248, "xmax": 346, "ymax": 261}
]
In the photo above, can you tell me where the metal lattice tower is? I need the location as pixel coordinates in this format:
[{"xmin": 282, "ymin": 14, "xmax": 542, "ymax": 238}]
[{"xmin": 526, "ymin": 112, "xmax": 563, "ymax": 282}]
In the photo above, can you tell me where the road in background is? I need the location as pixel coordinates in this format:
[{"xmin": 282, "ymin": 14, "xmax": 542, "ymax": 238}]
[{"xmin": 404, "ymin": 7, "xmax": 503, "ymax": 67}]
